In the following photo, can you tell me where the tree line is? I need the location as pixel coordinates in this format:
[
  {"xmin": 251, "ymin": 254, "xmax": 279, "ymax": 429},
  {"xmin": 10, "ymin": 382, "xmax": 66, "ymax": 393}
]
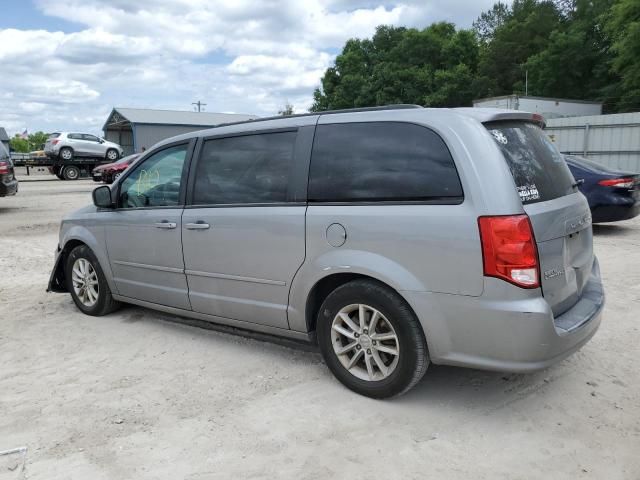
[
  {"xmin": 9, "ymin": 132, "xmax": 49, "ymax": 153},
  {"xmin": 311, "ymin": 0, "xmax": 639, "ymax": 113}
]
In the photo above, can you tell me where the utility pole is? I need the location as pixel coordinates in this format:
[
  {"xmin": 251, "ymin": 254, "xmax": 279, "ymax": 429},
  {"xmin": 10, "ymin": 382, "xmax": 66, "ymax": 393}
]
[{"xmin": 192, "ymin": 100, "xmax": 207, "ymax": 112}]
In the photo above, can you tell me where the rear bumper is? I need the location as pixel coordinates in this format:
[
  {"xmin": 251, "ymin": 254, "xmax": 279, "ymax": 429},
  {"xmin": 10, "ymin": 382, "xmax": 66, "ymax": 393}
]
[
  {"xmin": 405, "ymin": 258, "xmax": 604, "ymax": 373},
  {"xmin": 591, "ymin": 202, "xmax": 640, "ymax": 223},
  {"xmin": 0, "ymin": 178, "xmax": 18, "ymax": 196}
]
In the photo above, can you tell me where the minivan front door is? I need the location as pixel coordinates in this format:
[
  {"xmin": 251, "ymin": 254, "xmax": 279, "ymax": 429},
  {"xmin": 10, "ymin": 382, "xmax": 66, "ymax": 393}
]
[
  {"xmin": 103, "ymin": 142, "xmax": 192, "ymax": 309},
  {"xmin": 181, "ymin": 131, "xmax": 306, "ymax": 329}
]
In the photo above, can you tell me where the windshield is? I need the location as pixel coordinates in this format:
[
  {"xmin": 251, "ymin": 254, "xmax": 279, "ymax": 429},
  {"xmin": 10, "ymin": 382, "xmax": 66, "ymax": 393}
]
[{"xmin": 486, "ymin": 121, "xmax": 575, "ymax": 205}]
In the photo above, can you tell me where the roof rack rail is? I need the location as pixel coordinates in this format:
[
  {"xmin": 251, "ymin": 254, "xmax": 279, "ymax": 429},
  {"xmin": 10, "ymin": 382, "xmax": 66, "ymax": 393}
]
[{"xmin": 214, "ymin": 104, "xmax": 423, "ymax": 129}]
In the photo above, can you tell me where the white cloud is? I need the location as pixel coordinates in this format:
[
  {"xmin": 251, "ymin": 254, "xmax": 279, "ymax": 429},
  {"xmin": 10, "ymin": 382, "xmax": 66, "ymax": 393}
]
[{"xmin": 0, "ymin": 0, "xmax": 503, "ymax": 136}]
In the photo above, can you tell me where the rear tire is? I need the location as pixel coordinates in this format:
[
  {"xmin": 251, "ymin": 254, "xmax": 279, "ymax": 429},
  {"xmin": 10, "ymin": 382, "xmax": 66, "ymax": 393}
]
[
  {"xmin": 59, "ymin": 147, "xmax": 73, "ymax": 161},
  {"xmin": 62, "ymin": 165, "xmax": 80, "ymax": 180},
  {"xmin": 65, "ymin": 245, "xmax": 120, "ymax": 316},
  {"xmin": 316, "ymin": 279, "xmax": 429, "ymax": 398}
]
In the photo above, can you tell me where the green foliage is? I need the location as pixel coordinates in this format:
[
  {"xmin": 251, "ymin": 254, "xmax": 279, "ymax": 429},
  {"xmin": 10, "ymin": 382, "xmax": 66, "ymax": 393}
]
[
  {"xmin": 9, "ymin": 131, "xmax": 50, "ymax": 152},
  {"xmin": 10, "ymin": 136, "xmax": 29, "ymax": 153},
  {"xmin": 311, "ymin": 24, "xmax": 480, "ymax": 111},
  {"xmin": 311, "ymin": 0, "xmax": 636, "ymax": 113},
  {"xmin": 278, "ymin": 102, "xmax": 295, "ymax": 116},
  {"xmin": 606, "ymin": 0, "xmax": 640, "ymax": 111}
]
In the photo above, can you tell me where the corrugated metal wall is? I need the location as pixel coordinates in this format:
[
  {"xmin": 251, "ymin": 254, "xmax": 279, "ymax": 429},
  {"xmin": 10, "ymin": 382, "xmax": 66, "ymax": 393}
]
[
  {"xmin": 546, "ymin": 112, "xmax": 640, "ymax": 173},
  {"xmin": 134, "ymin": 124, "xmax": 209, "ymax": 152}
]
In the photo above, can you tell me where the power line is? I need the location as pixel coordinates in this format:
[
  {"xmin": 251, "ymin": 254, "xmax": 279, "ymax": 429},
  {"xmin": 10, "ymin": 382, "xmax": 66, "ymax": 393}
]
[{"xmin": 192, "ymin": 100, "xmax": 207, "ymax": 112}]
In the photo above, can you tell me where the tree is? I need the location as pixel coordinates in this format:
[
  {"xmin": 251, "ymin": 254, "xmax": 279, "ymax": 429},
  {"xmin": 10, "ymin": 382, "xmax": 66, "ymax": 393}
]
[
  {"xmin": 311, "ymin": 24, "xmax": 481, "ymax": 111},
  {"xmin": 473, "ymin": 2, "xmax": 510, "ymax": 43},
  {"xmin": 476, "ymin": 0, "xmax": 564, "ymax": 95},
  {"xmin": 278, "ymin": 102, "xmax": 294, "ymax": 116},
  {"xmin": 28, "ymin": 131, "xmax": 49, "ymax": 151},
  {"xmin": 10, "ymin": 136, "xmax": 29, "ymax": 153},
  {"xmin": 606, "ymin": 0, "xmax": 640, "ymax": 111}
]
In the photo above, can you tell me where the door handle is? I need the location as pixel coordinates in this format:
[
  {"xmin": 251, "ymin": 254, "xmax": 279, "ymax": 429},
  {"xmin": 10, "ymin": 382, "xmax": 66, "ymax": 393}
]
[
  {"xmin": 155, "ymin": 221, "xmax": 177, "ymax": 229},
  {"xmin": 185, "ymin": 221, "xmax": 210, "ymax": 230}
]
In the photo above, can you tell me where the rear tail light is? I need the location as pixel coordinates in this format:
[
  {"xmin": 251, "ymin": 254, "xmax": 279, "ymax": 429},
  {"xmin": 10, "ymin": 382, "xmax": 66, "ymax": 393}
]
[
  {"xmin": 478, "ymin": 215, "xmax": 540, "ymax": 288},
  {"xmin": 0, "ymin": 161, "xmax": 9, "ymax": 175},
  {"xmin": 598, "ymin": 178, "xmax": 635, "ymax": 188},
  {"xmin": 51, "ymin": 139, "xmax": 60, "ymax": 145}
]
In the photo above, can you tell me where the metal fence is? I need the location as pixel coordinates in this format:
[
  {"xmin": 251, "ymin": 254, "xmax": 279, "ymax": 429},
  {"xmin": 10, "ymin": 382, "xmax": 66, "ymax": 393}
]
[{"xmin": 545, "ymin": 112, "xmax": 640, "ymax": 173}]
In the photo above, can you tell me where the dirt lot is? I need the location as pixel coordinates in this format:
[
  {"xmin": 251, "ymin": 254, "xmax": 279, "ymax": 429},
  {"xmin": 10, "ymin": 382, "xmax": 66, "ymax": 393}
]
[{"xmin": 1, "ymin": 176, "xmax": 639, "ymax": 480}]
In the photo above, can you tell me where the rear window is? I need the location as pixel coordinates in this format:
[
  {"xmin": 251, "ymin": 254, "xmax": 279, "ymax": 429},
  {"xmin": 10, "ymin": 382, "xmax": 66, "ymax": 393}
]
[
  {"xmin": 48, "ymin": 133, "xmax": 60, "ymax": 139},
  {"xmin": 0, "ymin": 142, "xmax": 9, "ymax": 159},
  {"xmin": 308, "ymin": 122, "xmax": 463, "ymax": 203},
  {"xmin": 487, "ymin": 121, "xmax": 574, "ymax": 204}
]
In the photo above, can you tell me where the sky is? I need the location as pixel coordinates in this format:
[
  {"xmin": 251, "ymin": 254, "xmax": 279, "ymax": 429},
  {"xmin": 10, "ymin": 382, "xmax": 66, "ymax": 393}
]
[{"xmin": 0, "ymin": 0, "xmax": 501, "ymax": 136}]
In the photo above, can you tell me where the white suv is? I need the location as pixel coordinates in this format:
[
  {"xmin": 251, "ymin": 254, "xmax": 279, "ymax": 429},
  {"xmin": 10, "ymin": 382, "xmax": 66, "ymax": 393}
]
[{"xmin": 45, "ymin": 132, "xmax": 123, "ymax": 162}]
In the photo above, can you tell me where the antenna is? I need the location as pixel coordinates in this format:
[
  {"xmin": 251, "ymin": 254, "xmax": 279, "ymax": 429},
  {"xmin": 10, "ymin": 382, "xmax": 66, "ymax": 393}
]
[{"xmin": 192, "ymin": 100, "xmax": 207, "ymax": 112}]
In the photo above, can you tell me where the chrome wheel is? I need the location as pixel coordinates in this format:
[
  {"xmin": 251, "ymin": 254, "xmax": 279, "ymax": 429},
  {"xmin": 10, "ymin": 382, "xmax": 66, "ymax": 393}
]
[
  {"xmin": 107, "ymin": 150, "xmax": 118, "ymax": 161},
  {"xmin": 331, "ymin": 304, "xmax": 400, "ymax": 381},
  {"xmin": 60, "ymin": 148, "xmax": 72, "ymax": 160},
  {"xmin": 71, "ymin": 258, "xmax": 99, "ymax": 307}
]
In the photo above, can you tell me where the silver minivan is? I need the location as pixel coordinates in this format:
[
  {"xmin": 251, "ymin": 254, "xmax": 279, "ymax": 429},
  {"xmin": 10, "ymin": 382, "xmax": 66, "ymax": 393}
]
[{"xmin": 48, "ymin": 106, "xmax": 604, "ymax": 398}]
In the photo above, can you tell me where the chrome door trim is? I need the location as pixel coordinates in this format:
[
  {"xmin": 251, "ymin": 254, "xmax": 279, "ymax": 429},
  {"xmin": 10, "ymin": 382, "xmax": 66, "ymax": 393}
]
[
  {"xmin": 113, "ymin": 260, "xmax": 184, "ymax": 274},
  {"xmin": 184, "ymin": 269, "xmax": 286, "ymax": 286}
]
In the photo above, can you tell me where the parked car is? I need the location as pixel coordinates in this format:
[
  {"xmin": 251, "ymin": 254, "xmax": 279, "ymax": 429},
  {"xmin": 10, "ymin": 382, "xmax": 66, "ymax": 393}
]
[
  {"xmin": 48, "ymin": 106, "xmax": 604, "ymax": 398},
  {"xmin": 565, "ymin": 154, "xmax": 640, "ymax": 223},
  {"xmin": 0, "ymin": 142, "xmax": 18, "ymax": 197},
  {"xmin": 44, "ymin": 132, "xmax": 122, "ymax": 162},
  {"xmin": 92, "ymin": 154, "xmax": 139, "ymax": 184}
]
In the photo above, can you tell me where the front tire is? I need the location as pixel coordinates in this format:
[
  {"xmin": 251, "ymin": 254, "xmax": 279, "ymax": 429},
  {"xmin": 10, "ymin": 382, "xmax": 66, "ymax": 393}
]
[
  {"xmin": 106, "ymin": 149, "xmax": 119, "ymax": 161},
  {"xmin": 317, "ymin": 279, "xmax": 429, "ymax": 398},
  {"xmin": 65, "ymin": 245, "xmax": 120, "ymax": 316}
]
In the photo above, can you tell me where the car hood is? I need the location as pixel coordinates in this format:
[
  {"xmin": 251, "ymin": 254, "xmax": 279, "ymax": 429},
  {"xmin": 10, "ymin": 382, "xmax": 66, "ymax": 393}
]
[
  {"xmin": 62, "ymin": 204, "xmax": 98, "ymax": 221},
  {"xmin": 94, "ymin": 161, "xmax": 118, "ymax": 172}
]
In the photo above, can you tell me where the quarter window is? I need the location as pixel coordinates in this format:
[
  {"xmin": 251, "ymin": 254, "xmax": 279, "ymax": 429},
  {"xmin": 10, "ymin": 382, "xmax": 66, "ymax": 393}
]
[
  {"xmin": 308, "ymin": 122, "xmax": 463, "ymax": 202},
  {"xmin": 119, "ymin": 144, "xmax": 188, "ymax": 208},
  {"xmin": 192, "ymin": 131, "xmax": 297, "ymax": 205}
]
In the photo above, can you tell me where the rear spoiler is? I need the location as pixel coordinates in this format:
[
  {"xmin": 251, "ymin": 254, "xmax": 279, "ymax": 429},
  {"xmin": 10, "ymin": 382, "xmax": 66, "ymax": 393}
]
[{"xmin": 453, "ymin": 108, "xmax": 546, "ymax": 128}]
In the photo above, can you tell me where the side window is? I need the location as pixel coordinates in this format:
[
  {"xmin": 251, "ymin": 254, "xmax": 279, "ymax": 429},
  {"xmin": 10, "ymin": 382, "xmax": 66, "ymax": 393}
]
[
  {"xmin": 192, "ymin": 131, "xmax": 296, "ymax": 205},
  {"xmin": 68, "ymin": 133, "xmax": 82, "ymax": 140},
  {"xmin": 83, "ymin": 134, "xmax": 99, "ymax": 142},
  {"xmin": 119, "ymin": 144, "xmax": 188, "ymax": 208},
  {"xmin": 308, "ymin": 122, "xmax": 463, "ymax": 202}
]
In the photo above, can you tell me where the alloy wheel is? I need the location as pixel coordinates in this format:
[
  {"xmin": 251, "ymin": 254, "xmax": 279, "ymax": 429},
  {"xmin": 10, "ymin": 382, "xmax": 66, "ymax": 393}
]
[
  {"xmin": 331, "ymin": 303, "xmax": 400, "ymax": 381},
  {"xmin": 71, "ymin": 258, "xmax": 99, "ymax": 307}
]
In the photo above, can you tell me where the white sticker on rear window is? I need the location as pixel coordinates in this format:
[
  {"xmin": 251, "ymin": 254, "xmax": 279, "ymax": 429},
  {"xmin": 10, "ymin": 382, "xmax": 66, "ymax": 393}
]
[
  {"xmin": 517, "ymin": 184, "xmax": 540, "ymax": 202},
  {"xmin": 490, "ymin": 129, "xmax": 508, "ymax": 144}
]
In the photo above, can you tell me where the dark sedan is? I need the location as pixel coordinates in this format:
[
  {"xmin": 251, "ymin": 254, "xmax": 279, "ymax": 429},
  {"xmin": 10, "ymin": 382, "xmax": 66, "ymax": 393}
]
[
  {"xmin": 565, "ymin": 155, "xmax": 640, "ymax": 223},
  {"xmin": 0, "ymin": 142, "xmax": 18, "ymax": 197},
  {"xmin": 92, "ymin": 153, "xmax": 139, "ymax": 184}
]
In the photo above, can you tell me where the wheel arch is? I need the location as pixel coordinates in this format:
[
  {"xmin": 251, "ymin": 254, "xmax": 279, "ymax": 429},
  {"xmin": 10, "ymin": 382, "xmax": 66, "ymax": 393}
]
[
  {"xmin": 54, "ymin": 228, "xmax": 117, "ymax": 294},
  {"xmin": 303, "ymin": 272, "xmax": 423, "ymax": 340}
]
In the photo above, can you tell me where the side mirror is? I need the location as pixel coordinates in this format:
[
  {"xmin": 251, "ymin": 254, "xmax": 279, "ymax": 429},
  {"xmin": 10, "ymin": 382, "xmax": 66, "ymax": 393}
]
[
  {"xmin": 99, "ymin": 138, "xmax": 105, "ymax": 144},
  {"xmin": 93, "ymin": 185, "xmax": 114, "ymax": 208}
]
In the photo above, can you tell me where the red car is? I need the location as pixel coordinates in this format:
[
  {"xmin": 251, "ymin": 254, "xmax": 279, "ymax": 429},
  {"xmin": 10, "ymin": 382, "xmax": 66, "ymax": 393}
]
[{"xmin": 92, "ymin": 154, "xmax": 139, "ymax": 184}]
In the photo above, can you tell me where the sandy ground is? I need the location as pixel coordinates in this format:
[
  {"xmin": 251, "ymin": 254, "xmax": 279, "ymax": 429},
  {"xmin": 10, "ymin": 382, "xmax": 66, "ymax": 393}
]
[{"xmin": 1, "ymin": 173, "xmax": 639, "ymax": 480}]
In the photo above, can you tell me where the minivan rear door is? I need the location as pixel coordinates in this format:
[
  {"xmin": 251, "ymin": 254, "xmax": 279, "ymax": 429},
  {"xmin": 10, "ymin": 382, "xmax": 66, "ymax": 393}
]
[
  {"xmin": 181, "ymin": 129, "xmax": 308, "ymax": 330},
  {"xmin": 486, "ymin": 121, "xmax": 594, "ymax": 316}
]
